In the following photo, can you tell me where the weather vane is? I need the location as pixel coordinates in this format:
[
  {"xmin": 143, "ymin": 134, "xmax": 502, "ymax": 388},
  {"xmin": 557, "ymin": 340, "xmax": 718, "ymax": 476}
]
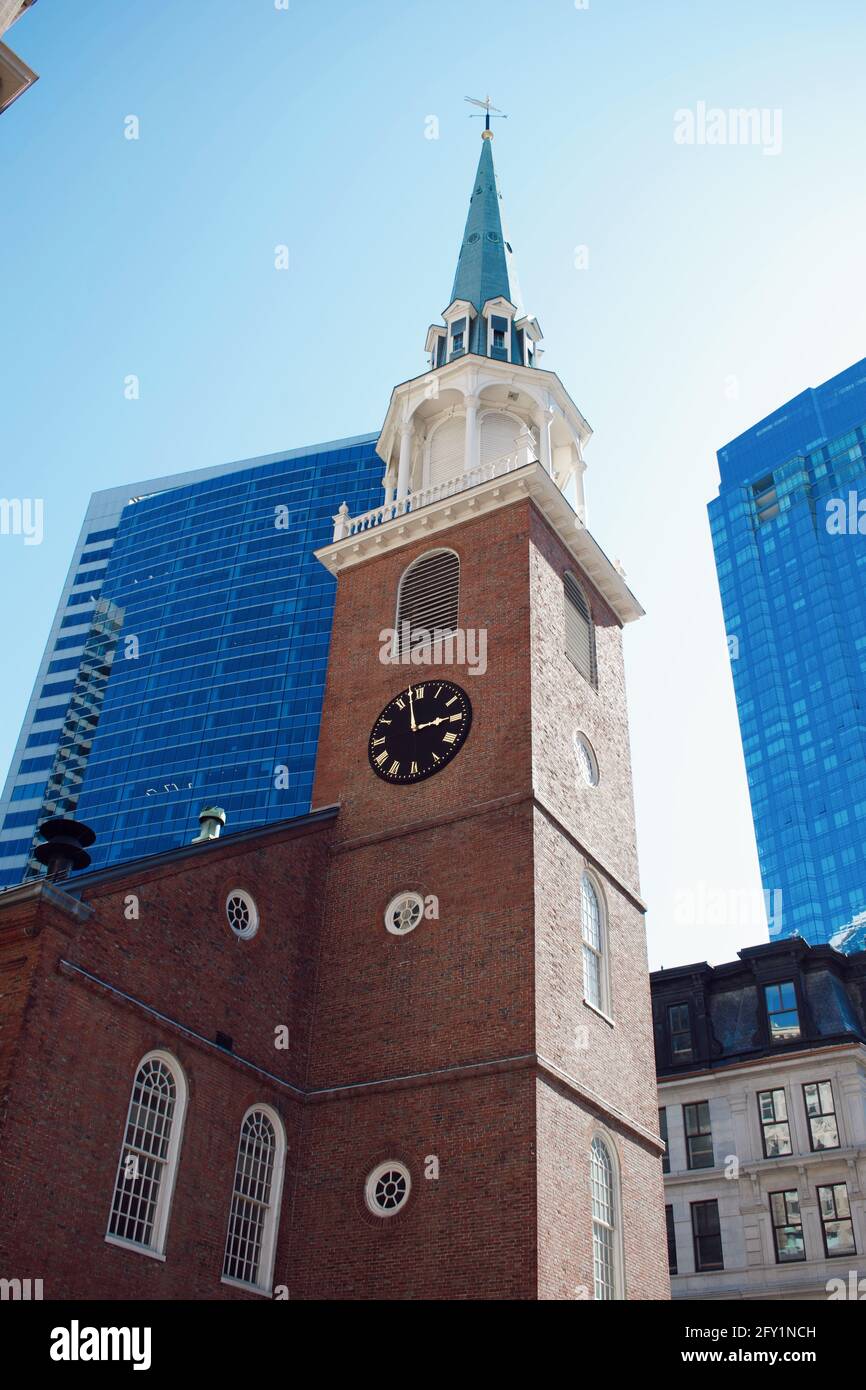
[{"xmin": 465, "ymin": 94, "xmax": 507, "ymax": 136}]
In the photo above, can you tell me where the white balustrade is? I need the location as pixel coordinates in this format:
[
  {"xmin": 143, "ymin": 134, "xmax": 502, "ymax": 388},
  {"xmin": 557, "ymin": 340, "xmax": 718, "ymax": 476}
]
[{"xmin": 331, "ymin": 449, "xmax": 536, "ymax": 542}]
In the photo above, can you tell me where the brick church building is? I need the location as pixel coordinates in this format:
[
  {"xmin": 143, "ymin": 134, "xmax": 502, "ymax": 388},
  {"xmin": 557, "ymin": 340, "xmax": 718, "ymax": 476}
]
[{"xmin": 0, "ymin": 119, "xmax": 668, "ymax": 1301}]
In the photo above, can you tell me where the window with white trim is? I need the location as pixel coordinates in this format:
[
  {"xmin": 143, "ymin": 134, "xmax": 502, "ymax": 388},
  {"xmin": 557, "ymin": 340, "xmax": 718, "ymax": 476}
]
[
  {"xmin": 396, "ymin": 549, "xmax": 459, "ymax": 659},
  {"xmin": 222, "ymin": 1106, "xmax": 286, "ymax": 1292},
  {"xmin": 574, "ymin": 731, "xmax": 599, "ymax": 786},
  {"xmin": 365, "ymin": 1160, "xmax": 411, "ymax": 1217},
  {"xmin": 384, "ymin": 890, "xmax": 425, "ymax": 936},
  {"xmin": 563, "ymin": 572, "xmax": 597, "ymax": 686},
  {"xmin": 226, "ymin": 889, "xmax": 259, "ymax": 940},
  {"xmin": 107, "ymin": 1051, "xmax": 187, "ymax": 1255},
  {"xmin": 581, "ymin": 872, "xmax": 608, "ymax": 1013},
  {"xmin": 590, "ymin": 1136, "xmax": 619, "ymax": 1299}
]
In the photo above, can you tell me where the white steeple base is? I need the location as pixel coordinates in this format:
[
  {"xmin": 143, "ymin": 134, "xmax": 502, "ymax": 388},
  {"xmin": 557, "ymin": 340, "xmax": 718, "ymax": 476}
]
[{"xmin": 374, "ymin": 354, "xmax": 590, "ymax": 527}]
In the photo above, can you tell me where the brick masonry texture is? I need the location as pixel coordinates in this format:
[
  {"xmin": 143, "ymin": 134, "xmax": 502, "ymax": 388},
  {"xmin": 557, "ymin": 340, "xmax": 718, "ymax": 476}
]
[{"xmin": 0, "ymin": 493, "xmax": 667, "ymax": 1299}]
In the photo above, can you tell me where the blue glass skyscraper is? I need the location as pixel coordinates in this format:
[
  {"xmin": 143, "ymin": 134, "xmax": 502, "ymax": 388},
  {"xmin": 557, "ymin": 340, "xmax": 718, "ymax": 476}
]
[
  {"xmin": 709, "ymin": 357, "xmax": 866, "ymax": 947},
  {"xmin": 0, "ymin": 436, "xmax": 382, "ymax": 881}
]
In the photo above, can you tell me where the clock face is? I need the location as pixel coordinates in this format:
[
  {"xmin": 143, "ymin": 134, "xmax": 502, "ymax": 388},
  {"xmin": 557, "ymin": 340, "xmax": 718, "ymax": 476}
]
[{"xmin": 368, "ymin": 680, "xmax": 473, "ymax": 784}]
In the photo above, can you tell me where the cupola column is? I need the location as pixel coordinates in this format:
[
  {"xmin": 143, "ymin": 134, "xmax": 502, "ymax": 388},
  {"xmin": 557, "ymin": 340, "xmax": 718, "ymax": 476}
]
[
  {"xmin": 396, "ymin": 422, "xmax": 413, "ymax": 502},
  {"xmin": 535, "ymin": 406, "xmax": 554, "ymax": 476},
  {"xmin": 464, "ymin": 395, "xmax": 480, "ymax": 478}
]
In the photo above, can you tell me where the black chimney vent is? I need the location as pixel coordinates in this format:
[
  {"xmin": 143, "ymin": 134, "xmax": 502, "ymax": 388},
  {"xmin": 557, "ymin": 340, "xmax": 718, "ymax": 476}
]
[{"xmin": 33, "ymin": 817, "xmax": 96, "ymax": 880}]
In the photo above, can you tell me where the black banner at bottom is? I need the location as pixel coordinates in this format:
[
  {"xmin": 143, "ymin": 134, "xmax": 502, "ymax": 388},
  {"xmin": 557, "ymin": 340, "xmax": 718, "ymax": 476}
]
[{"xmin": 3, "ymin": 1296, "xmax": 856, "ymax": 1375}]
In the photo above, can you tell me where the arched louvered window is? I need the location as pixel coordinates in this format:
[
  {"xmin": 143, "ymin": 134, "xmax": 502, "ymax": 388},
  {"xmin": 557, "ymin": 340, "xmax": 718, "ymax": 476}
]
[
  {"xmin": 590, "ymin": 1136, "xmax": 620, "ymax": 1299},
  {"xmin": 581, "ymin": 872, "xmax": 609, "ymax": 1014},
  {"xmin": 396, "ymin": 549, "xmax": 460, "ymax": 658},
  {"xmin": 222, "ymin": 1106, "xmax": 286, "ymax": 1293},
  {"xmin": 480, "ymin": 410, "xmax": 522, "ymax": 469},
  {"xmin": 428, "ymin": 417, "xmax": 465, "ymax": 489},
  {"xmin": 564, "ymin": 572, "xmax": 597, "ymax": 686},
  {"xmin": 106, "ymin": 1051, "xmax": 187, "ymax": 1256}
]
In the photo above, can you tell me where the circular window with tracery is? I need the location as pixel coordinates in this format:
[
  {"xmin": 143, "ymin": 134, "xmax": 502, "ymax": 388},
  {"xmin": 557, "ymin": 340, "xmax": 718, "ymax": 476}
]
[
  {"xmin": 226, "ymin": 889, "xmax": 259, "ymax": 940},
  {"xmin": 573, "ymin": 732, "xmax": 599, "ymax": 787},
  {"xmin": 384, "ymin": 891, "xmax": 424, "ymax": 936},
  {"xmin": 365, "ymin": 1161, "xmax": 411, "ymax": 1218}
]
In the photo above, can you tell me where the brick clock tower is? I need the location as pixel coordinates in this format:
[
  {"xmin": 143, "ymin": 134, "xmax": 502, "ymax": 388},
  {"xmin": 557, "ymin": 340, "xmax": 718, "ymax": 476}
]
[{"xmin": 302, "ymin": 122, "xmax": 668, "ymax": 1300}]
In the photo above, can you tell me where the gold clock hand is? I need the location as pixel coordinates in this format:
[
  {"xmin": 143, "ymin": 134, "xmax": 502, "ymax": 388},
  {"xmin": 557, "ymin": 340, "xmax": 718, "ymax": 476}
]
[{"xmin": 406, "ymin": 685, "xmax": 417, "ymax": 731}]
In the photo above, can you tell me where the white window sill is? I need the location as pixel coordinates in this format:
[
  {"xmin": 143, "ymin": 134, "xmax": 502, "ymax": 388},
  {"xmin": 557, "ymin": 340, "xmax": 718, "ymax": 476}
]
[
  {"xmin": 583, "ymin": 998, "xmax": 615, "ymax": 1028},
  {"xmin": 104, "ymin": 1234, "xmax": 166, "ymax": 1262},
  {"xmin": 220, "ymin": 1275, "xmax": 273, "ymax": 1299}
]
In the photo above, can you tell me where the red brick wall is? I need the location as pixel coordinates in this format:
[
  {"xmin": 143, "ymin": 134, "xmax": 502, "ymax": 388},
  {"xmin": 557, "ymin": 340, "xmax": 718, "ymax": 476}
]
[
  {"xmin": 536, "ymin": 1077, "xmax": 669, "ymax": 1300},
  {"xmin": 0, "ymin": 929, "xmax": 300, "ymax": 1300},
  {"xmin": 0, "ymin": 903, "xmax": 43, "ymax": 1119},
  {"xmin": 528, "ymin": 506, "xmax": 641, "ymax": 895},
  {"xmin": 59, "ymin": 819, "xmax": 331, "ymax": 1088},
  {"xmin": 290, "ymin": 1070, "xmax": 537, "ymax": 1300},
  {"xmin": 312, "ymin": 502, "xmax": 534, "ymax": 835},
  {"xmin": 308, "ymin": 804, "xmax": 535, "ymax": 1088}
]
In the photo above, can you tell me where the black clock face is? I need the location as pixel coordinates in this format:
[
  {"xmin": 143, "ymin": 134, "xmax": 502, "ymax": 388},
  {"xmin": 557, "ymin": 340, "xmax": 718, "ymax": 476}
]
[{"xmin": 368, "ymin": 680, "xmax": 473, "ymax": 784}]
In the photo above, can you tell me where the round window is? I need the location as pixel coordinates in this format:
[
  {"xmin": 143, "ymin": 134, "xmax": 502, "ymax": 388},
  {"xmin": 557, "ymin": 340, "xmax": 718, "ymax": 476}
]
[
  {"xmin": 573, "ymin": 733, "xmax": 599, "ymax": 787},
  {"xmin": 226, "ymin": 889, "xmax": 259, "ymax": 939},
  {"xmin": 384, "ymin": 891, "xmax": 425, "ymax": 936},
  {"xmin": 365, "ymin": 1160, "xmax": 411, "ymax": 1218}
]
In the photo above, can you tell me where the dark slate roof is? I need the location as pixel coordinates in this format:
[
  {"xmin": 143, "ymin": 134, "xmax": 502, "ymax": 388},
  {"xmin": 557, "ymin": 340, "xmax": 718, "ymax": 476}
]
[{"xmin": 651, "ymin": 937, "xmax": 866, "ymax": 1076}]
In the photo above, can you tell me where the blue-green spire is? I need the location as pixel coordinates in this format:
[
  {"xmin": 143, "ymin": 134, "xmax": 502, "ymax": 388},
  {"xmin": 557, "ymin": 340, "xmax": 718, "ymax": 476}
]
[{"xmin": 450, "ymin": 134, "xmax": 524, "ymax": 317}]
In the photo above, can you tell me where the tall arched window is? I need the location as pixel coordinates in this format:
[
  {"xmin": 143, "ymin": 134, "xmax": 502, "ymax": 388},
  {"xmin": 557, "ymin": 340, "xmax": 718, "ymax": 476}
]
[
  {"xmin": 563, "ymin": 572, "xmax": 597, "ymax": 686},
  {"xmin": 590, "ymin": 1136, "xmax": 620, "ymax": 1300},
  {"xmin": 581, "ymin": 872, "xmax": 609, "ymax": 1014},
  {"xmin": 396, "ymin": 549, "xmax": 460, "ymax": 658},
  {"xmin": 222, "ymin": 1106, "xmax": 286, "ymax": 1293},
  {"xmin": 106, "ymin": 1050, "xmax": 187, "ymax": 1256}
]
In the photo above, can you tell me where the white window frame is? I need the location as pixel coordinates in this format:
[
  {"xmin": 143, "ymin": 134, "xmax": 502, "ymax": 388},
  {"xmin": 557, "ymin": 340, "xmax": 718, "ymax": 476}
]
[
  {"xmin": 226, "ymin": 887, "xmax": 259, "ymax": 940},
  {"xmin": 105, "ymin": 1049, "xmax": 188, "ymax": 1260},
  {"xmin": 384, "ymin": 890, "xmax": 425, "ymax": 936},
  {"xmin": 581, "ymin": 870, "xmax": 611, "ymax": 1018},
  {"xmin": 573, "ymin": 730, "xmax": 599, "ymax": 786},
  {"xmin": 365, "ymin": 1160, "xmax": 412, "ymax": 1218},
  {"xmin": 590, "ymin": 1132, "xmax": 625, "ymax": 1299},
  {"xmin": 221, "ymin": 1104, "xmax": 287, "ymax": 1295}
]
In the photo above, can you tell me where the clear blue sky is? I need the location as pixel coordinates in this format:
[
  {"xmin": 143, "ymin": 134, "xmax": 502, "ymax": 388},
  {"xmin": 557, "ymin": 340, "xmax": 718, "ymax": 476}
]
[{"xmin": 3, "ymin": 0, "xmax": 866, "ymax": 967}]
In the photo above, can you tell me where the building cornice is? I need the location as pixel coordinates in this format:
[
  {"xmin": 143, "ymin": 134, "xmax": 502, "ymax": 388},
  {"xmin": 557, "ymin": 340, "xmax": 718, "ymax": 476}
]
[
  {"xmin": 316, "ymin": 461, "xmax": 643, "ymax": 625},
  {"xmin": 657, "ymin": 1038, "xmax": 866, "ymax": 1085}
]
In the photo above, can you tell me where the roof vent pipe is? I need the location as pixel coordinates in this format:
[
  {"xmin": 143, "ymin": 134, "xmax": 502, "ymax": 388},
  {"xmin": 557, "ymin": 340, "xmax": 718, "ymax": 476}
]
[{"xmin": 191, "ymin": 805, "xmax": 226, "ymax": 844}]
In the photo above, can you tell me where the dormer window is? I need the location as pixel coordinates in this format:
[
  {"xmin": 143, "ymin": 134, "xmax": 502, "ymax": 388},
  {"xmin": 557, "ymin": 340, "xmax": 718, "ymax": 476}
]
[
  {"xmin": 452, "ymin": 330, "xmax": 464, "ymax": 354},
  {"xmin": 765, "ymin": 981, "xmax": 801, "ymax": 1043},
  {"xmin": 490, "ymin": 315, "xmax": 510, "ymax": 356},
  {"xmin": 668, "ymin": 1002, "xmax": 693, "ymax": 1060}
]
